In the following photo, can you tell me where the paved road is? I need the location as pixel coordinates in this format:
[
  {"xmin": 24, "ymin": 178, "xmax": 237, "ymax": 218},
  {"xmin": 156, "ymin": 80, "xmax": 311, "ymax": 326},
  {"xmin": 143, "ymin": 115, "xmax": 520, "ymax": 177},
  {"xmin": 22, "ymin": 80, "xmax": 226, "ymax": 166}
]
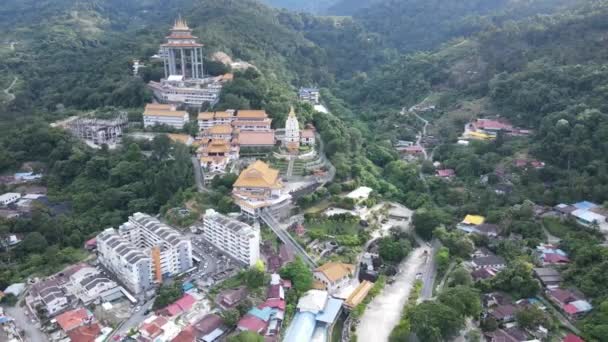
[
  {"xmin": 356, "ymin": 247, "xmax": 428, "ymax": 342},
  {"xmin": 6, "ymin": 305, "xmax": 48, "ymax": 342},
  {"xmin": 286, "ymin": 156, "xmax": 295, "ymax": 177},
  {"xmin": 260, "ymin": 210, "xmax": 316, "ymax": 268},
  {"xmin": 109, "ymin": 299, "xmax": 154, "ymax": 340},
  {"xmin": 190, "ymin": 156, "xmax": 206, "ymax": 192},
  {"xmin": 419, "ymin": 238, "xmax": 440, "ymax": 300},
  {"xmin": 2, "ymin": 76, "xmax": 17, "ymax": 102}
]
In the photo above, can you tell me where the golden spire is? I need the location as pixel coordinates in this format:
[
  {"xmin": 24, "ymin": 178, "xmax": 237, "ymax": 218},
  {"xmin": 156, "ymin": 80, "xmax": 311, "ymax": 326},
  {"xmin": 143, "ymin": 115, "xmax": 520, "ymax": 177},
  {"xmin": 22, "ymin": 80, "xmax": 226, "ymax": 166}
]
[
  {"xmin": 289, "ymin": 106, "xmax": 296, "ymax": 117},
  {"xmin": 173, "ymin": 14, "xmax": 188, "ymax": 29}
]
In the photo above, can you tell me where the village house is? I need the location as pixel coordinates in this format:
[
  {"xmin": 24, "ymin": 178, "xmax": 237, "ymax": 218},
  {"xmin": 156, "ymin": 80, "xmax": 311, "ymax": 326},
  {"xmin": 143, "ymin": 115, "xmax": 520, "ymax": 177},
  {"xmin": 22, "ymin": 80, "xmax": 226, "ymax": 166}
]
[
  {"xmin": 547, "ymin": 288, "xmax": 592, "ymax": 320},
  {"xmin": 533, "ymin": 267, "xmax": 562, "ymax": 289},
  {"xmin": 535, "ymin": 244, "xmax": 570, "ymax": 266},
  {"xmin": 471, "ymin": 255, "xmax": 506, "ymax": 270},
  {"xmin": 312, "ymin": 262, "xmax": 355, "ymax": 294},
  {"xmin": 215, "ymin": 287, "xmax": 249, "ymax": 310}
]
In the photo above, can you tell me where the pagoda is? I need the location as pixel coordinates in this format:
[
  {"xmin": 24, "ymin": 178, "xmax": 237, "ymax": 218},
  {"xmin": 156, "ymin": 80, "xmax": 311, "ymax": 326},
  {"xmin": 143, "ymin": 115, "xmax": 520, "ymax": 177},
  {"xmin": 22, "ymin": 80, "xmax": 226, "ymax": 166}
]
[{"xmin": 161, "ymin": 16, "xmax": 204, "ymax": 79}]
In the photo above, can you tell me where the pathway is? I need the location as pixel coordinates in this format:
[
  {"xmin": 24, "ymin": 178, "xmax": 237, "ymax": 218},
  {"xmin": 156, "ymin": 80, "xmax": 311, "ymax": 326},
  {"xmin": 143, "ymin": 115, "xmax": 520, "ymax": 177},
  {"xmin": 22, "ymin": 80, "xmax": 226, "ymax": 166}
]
[
  {"xmin": 190, "ymin": 156, "xmax": 207, "ymax": 192},
  {"xmin": 260, "ymin": 210, "xmax": 316, "ymax": 268},
  {"xmin": 3, "ymin": 76, "xmax": 17, "ymax": 102},
  {"xmin": 6, "ymin": 305, "xmax": 48, "ymax": 342},
  {"xmin": 286, "ymin": 156, "xmax": 295, "ymax": 177},
  {"xmin": 356, "ymin": 247, "xmax": 428, "ymax": 342}
]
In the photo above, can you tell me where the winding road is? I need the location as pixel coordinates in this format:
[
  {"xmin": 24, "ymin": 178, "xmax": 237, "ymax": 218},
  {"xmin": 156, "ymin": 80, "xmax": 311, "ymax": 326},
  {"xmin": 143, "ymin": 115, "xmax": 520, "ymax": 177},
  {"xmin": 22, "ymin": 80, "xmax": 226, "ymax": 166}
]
[{"xmin": 3, "ymin": 76, "xmax": 17, "ymax": 102}]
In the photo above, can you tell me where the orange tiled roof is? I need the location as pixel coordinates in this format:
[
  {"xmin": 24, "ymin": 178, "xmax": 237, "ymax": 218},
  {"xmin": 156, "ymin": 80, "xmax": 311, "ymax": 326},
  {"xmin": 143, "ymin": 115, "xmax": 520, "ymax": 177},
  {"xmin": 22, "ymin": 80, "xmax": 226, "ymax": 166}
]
[
  {"xmin": 314, "ymin": 262, "xmax": 355, "ymax": 283},
  {"xmin": 144, "ymin": 104, "xmax": 187, "ymax": 118},
  {"xmin": 236, "ymin": 110, "xmax": 267, "ymax": 119},
  {"xmin": 56, "ymin": 308, "xmax": 90, "ymax": 332},
  {"xmin": 205, "ymin": 125, "xmax": 233, "ymax": 135},
  {"xmin": 233, "ymin": 160, "xmax": 281, "ymax": 189}
]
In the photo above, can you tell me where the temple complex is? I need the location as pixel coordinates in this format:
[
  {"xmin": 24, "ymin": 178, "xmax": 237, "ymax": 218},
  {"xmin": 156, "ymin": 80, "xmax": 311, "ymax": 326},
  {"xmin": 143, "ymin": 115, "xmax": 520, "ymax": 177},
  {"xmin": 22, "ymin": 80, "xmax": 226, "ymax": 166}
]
[
  {"xmin": 232, "ymin": 161, "xmax": 291, "ymax": 219},
  {"xmin": 147, "ymin": 17, "xmax": 226, "ymax": 107},
  {"xmin": 281, "ymin": 107, "xmax": 315, "ymax": 152}
]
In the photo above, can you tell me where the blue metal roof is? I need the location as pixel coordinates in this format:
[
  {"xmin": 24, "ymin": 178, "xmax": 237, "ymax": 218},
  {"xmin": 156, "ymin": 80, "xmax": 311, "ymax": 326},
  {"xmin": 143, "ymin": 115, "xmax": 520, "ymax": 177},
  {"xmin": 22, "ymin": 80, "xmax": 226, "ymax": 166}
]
[
  {"xmin": 573, "ymin": 201, "xmax": 598, "ymax": 210},
  {"xmin": 247, "ymin": 307, "xmax": 273, "ymax": 322},
  {"xmin": 284, "ymin": 311, "xmax": 317, "ymax": 342},
  {"xmin": 316, "ymin": 297, "xmax": 343, "ymax": 324}
]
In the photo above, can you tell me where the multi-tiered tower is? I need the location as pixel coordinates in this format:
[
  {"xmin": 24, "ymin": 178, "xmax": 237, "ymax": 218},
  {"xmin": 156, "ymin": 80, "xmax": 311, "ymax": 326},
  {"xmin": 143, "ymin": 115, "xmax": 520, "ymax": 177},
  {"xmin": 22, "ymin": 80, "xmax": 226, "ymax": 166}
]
[{"xmin": 162, "ymin": 16, "xmax": 204, "ymax": 79}]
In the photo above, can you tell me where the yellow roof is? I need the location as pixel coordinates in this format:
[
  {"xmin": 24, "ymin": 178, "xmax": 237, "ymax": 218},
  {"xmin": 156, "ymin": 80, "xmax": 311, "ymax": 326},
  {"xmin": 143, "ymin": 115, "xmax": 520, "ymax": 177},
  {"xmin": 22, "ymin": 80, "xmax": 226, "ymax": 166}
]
[
  {"xmin": 206, "ymin": 125, "xmax": 233, "ymax": 135},
  {"xmin": 237, "ymin": 110, "xmax": 267, "ymax": 119},
  {"xmin": 314, "ymin": 262, "xmax": 355, "ymax": 283},
  {"xmin": 166, "ymin": 134, "xmax": 192, "ymax": 145},
  {"xmin": 462, "ymin": 214, "xmax": 485, "ymax": 225},
  {"xmin": 198, "ymin": 112, "xmax": 215, "ymax": 120},
  {"xmin": 215, "ymin": 111, "xmax": 233, "ymax": 118},
  {"xmin": 345, "ymin": 281, "xmax": 374, "ymax": 308},
  {"xmin": 312, "ymin": 281, "xmax": 326, "ymax": 290},
  {"xmin": 233, "ymin": 160, "xmax": 281, "ymax": 189},
  {"xmin": 467, "ymin": 131, "xmax": 493, "ymax": 140},
  {"xmin": 143, "ymin": 104, "xmax": 187, "ymax": 117}
]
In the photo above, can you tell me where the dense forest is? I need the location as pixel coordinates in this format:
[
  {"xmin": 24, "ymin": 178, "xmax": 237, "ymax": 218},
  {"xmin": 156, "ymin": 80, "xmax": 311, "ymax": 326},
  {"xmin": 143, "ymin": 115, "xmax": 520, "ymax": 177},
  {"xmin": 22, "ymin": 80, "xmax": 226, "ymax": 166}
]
[{"xmin": 2, "ymin": 0, "xmax": 608, "ymax": 339}]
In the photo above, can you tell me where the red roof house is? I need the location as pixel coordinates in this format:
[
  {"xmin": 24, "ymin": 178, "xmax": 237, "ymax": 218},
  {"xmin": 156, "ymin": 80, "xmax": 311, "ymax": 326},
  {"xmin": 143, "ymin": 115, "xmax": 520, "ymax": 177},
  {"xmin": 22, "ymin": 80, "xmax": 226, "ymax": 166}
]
[
  {"xmin": 67, "ymin": 323, "xmax": 102, "ymax": 342},
  {"xmin": 237, "ymin": 315, "xmax": 268, "ymax": 334},
  {"xmin": 542, "ymin": 253, "xmax": 570, "ymax": 264},
  {"xmin": 563, "ymin": 333, "xmax": 584, "ymax": 342},
  {"xmin": 171, "ymin": 325, "xmax": 196, "ymax": 342},
  {"xmin": 258, "ymin": 298, "xmax": 286, "ymax": 311},
  {"xmin": 84, "ymin": 238, "xmax": 97, "ymax": 250},
  {"xmin": 160, "ymin": 294, "xmax": 196, "ymax": 316},
  {"xmin": 436, "ymin": 169, "xmax": 455, "ymax": 178},
  {"xmin": 56, "ymin": 308, "xmax": 92, "ymax": 332}
]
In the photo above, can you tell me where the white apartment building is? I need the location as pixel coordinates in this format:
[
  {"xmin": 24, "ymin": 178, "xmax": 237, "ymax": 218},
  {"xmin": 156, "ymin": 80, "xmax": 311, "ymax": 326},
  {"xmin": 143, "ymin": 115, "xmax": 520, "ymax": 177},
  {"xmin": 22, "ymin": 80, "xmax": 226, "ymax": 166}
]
[
  {"xmin": 97, "ymin": 214, "xmax": 193, "ymax": 294},
  {"xmin": 118, "ymin": 213, "xmax": 193, "ymax": 281},
  {"xmin": 143, "ymin": 103, "xmax": 189, "ymax": 129},
  {"xmin": 202, "ymin": 209, "xmax": 260, "ymax": 266},
  {"xmin": 0, "ymin": 193, "xmax": 21, "ymax": 206},
  {"xmin": 97, "ymin": 228, "xmax": 152, "ymax": 294}
]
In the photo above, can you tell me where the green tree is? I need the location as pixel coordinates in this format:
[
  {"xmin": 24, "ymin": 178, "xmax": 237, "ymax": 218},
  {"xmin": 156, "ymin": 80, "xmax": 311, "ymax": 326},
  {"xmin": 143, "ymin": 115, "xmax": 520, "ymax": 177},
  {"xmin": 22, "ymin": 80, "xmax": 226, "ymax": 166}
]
[
  {"xmin": 435, "ymin": 247, "xmax": 450, "ymax": 275},
  {"xmin": 228, "ymin": 331, "xmax": 264, "ymax": 342},
  {"xmin": 280, "ymin": 257, "xmax": 313, "ymax": 294},
  {"xmin": 413, "ymin": 208, "xmax": 450, "ymax": 240},
  {"xmin": 437, "ymin": 286, "xmax": 481, "ymax": 318},
  {"xmin": 221, "ymin": 308, "xmax": 241, "ymax": 327},
  {"xmin": 515, "ymin": 306, "xmax": 546, "ymax": 329},
  {"xmin": 409, "ymin": 301, "xmax": 464, "ymax": 341}
]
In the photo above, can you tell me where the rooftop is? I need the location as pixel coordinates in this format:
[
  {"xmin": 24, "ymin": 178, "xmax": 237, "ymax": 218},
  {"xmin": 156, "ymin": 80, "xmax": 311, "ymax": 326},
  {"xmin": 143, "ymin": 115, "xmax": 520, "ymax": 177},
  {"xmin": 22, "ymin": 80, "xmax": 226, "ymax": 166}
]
[
  {"xmin": 67, "ymin": 323, "xmax": 102, "ymax": 342},
  {"xmin": 237, "ymin": 131, "xmax": 275, "ymax": 146},
  {"xmin": 236, "ymin": 110, "xmax": 268, "ymax": 119},
  {"xmin": 314, "ymin": 262, "xmax": 355, "ymax": 283},
  {"xmin": 143, "ymin": 103, "xmax": 187, "ymax": 118},
  {"xmin": 56, "ymin": 308, "xmax": 91, "ymax": 332},
  {"xmin": 462, "ymin": 214, "xmax": 485, "ymax": 225},
  {"xmin": 344, "ymin": 281, "xmax": 374, "ymax": 308},
  {"xmin": 233, "ymin": 160, "xmax": 281, "ymax": 189}
]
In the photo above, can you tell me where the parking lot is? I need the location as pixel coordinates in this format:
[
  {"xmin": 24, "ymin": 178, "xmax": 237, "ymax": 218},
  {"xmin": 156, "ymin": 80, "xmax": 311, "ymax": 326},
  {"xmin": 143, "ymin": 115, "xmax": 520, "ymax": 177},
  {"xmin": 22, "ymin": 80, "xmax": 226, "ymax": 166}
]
[{"xmin": 186, "ymin": 235, "xmax": 241, "ymax": 287}]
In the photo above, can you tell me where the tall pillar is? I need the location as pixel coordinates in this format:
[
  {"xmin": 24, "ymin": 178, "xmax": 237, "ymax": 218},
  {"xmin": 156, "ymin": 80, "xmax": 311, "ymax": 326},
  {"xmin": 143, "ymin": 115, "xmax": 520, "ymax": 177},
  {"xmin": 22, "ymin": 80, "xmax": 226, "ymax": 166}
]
[
  {"xmin": 199, "ymin": 47, "xmax": 204, "ymax": 77},
  {"xmin": 180, "ymin": 48, "xmax": 186, "ymax": 76},
  {"xmin": 163, "ymin": 48, "xmax": 168, "ymax": 78},
  {"xmin": 190, "ymin": 49, "xmax": 195, "ymax": 79},
  {"xmin": 193, "ymin": 48, "xmax": 198, "ymax": 79}
]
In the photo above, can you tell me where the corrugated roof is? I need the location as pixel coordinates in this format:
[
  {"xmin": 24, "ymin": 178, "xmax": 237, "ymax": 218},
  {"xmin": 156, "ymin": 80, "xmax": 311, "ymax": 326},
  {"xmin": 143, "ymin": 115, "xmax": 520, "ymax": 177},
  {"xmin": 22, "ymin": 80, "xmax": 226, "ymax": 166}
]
[{"xmin": 462, "ymin": 215, "xmax": 485, "ymax": 225}]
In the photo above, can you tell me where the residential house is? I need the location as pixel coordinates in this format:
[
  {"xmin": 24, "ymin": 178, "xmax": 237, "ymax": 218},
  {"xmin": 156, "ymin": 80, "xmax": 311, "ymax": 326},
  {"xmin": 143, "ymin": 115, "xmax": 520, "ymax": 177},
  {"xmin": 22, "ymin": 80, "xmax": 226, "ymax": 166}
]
[
  {"xmin": 547, "ymin": 288, "xmax": 592, "ymax": 320},
  {"xmin": 471, "ymin": 255, "xmax": 506, "ymax": 270},
  {"xmin": 536, "ymin": 244, "xmax": 570, "ymax": 266},
  {"xmin": 143, "ymin": 103, "xmax": 189, "ymax": 129},
  {"xmin": 489, "ymin": 304, "xmax": 518, "ymax": 323},
  {"xmin": 563, "ymin": 333, "xmax": 584, "ymax": 342},
  {"xmin": 313, "ymin": 262, "xmax": 355, "ymax": 294},
  {"xmin": 471, "ymin": 268, "xmax": 499, "ymax": 282},
  {"xmin": 436, "ymin": 169, "xmax": 455, "ymax": 178},
  {"xmin": 215, "ymin": 287, "xmax": 248, "ymax": 309},
  {"xmin": 283, "ymin": 290, "xmax": 344, "ymax": 342},
  {"xmin": 67, "ymin": 323, "xmax": 102, "ymax": 342},
  {"xmin": 55, "ymin": 308, "xmax": 94, "ymax": 332},
  {"xmin": 192, "ymin": 314, "xmax": 226, "ymax": 342},
  {"xmin": 533, "ymin": 268, "xmax": 562, "ymax": 289}
]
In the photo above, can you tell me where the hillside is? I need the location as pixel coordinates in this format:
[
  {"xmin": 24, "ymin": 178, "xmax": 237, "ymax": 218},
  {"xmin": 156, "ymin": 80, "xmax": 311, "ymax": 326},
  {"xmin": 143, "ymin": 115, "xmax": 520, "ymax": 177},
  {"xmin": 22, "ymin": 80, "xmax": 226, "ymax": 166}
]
[
  {"xmin": 329, "ymin": 0, "xmax": 579, "ymax": 52},
  {"xmin": 260, "ymin": 0, "xmax": 340, "ymax": 14}
]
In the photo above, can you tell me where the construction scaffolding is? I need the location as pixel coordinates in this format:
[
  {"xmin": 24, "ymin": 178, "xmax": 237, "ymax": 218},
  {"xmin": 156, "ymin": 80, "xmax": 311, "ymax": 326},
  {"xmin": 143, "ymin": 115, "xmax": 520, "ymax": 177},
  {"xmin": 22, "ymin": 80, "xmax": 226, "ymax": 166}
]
[{"xmin": 68, "ymin": 113, "xmax": 128, "ymax": 146}]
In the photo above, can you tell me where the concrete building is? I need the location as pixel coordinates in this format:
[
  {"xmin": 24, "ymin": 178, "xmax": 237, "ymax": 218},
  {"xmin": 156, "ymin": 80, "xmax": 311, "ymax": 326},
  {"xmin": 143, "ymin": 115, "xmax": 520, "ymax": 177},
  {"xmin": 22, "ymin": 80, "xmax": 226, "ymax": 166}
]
[
  {"xmin": 313, "ymin": 262, "xmax": 355, "ymax": 294},
  {"xmin": 283, "ymin": 289, "xmax": 343, "ymax": 342},
  {"xmin": 232, "ymin": 160, "xmax": 291, "ymax": 219},
  {"xmin": 97, "ymin": 213, "xmax": 193, "ymax": 294},
  {"xmin": 143, "ymin": 103, "xmax": 189, "ymax": 129},
  {"xmin": 67, "ymin": 267, "xmax": 123, "ymax": 305},
  {"xmin": 97, "ymin": 229, "xmax": 152, "ymax": 294},
  {"xmin": 0, "ymin": 193, "xmax": 21, "ymax": 206},
  {"xmin": 67, "ymin": 113, "xmax": 128, "ymax": 146},
  {"xmin": 298, "ymin": 88, "xmax": 320, "ymax": 105},
  {"xmin": 147, "ymin": 17, "xmax": 226, "ymax": 107},
  {"xmin": 202, "ymin": 209, "xmax": 260, "ymax": 266}
]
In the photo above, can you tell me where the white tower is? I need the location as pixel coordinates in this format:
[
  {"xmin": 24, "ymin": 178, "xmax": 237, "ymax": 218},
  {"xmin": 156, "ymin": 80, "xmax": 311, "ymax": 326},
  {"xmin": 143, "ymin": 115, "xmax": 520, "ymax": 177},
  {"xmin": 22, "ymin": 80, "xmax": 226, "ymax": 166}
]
[{"xmin": 284, "ymin": 106, "xmax": 300, "ymax": 150}]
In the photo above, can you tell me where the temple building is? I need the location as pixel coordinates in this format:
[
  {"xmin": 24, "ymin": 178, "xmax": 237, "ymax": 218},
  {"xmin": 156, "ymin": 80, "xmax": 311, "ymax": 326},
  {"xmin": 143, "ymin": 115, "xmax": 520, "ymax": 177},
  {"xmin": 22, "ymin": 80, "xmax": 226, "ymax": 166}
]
[
  {"xmin": 147, "ymin": 17, "xmax": 227, "ymax": 107},
  {"xmin": 196, "ymin": 109, "xmax": 276, "ymax": 181},
  {"xmin": 143, "ymin": 103, "xmax": 189, "ymax": 129},
  {"xmin": 284, "ymin": 107, "xmax": 300, "ymax": 152},
  {"xmin": 232, "ymin": 161, "xmax": 291, "ymax": 219},
  {"xmin": 281, "ymin": 107, "xmax": 315, "ymax": 151}
]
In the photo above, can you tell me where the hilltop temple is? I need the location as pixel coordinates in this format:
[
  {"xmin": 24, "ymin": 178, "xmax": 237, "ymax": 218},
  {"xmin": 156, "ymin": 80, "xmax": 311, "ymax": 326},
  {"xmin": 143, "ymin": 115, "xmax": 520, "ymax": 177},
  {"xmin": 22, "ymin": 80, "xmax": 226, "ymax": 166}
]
[{"xmin": 147, "ymin": 17, "xmax": 229, "ymax": 107}]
